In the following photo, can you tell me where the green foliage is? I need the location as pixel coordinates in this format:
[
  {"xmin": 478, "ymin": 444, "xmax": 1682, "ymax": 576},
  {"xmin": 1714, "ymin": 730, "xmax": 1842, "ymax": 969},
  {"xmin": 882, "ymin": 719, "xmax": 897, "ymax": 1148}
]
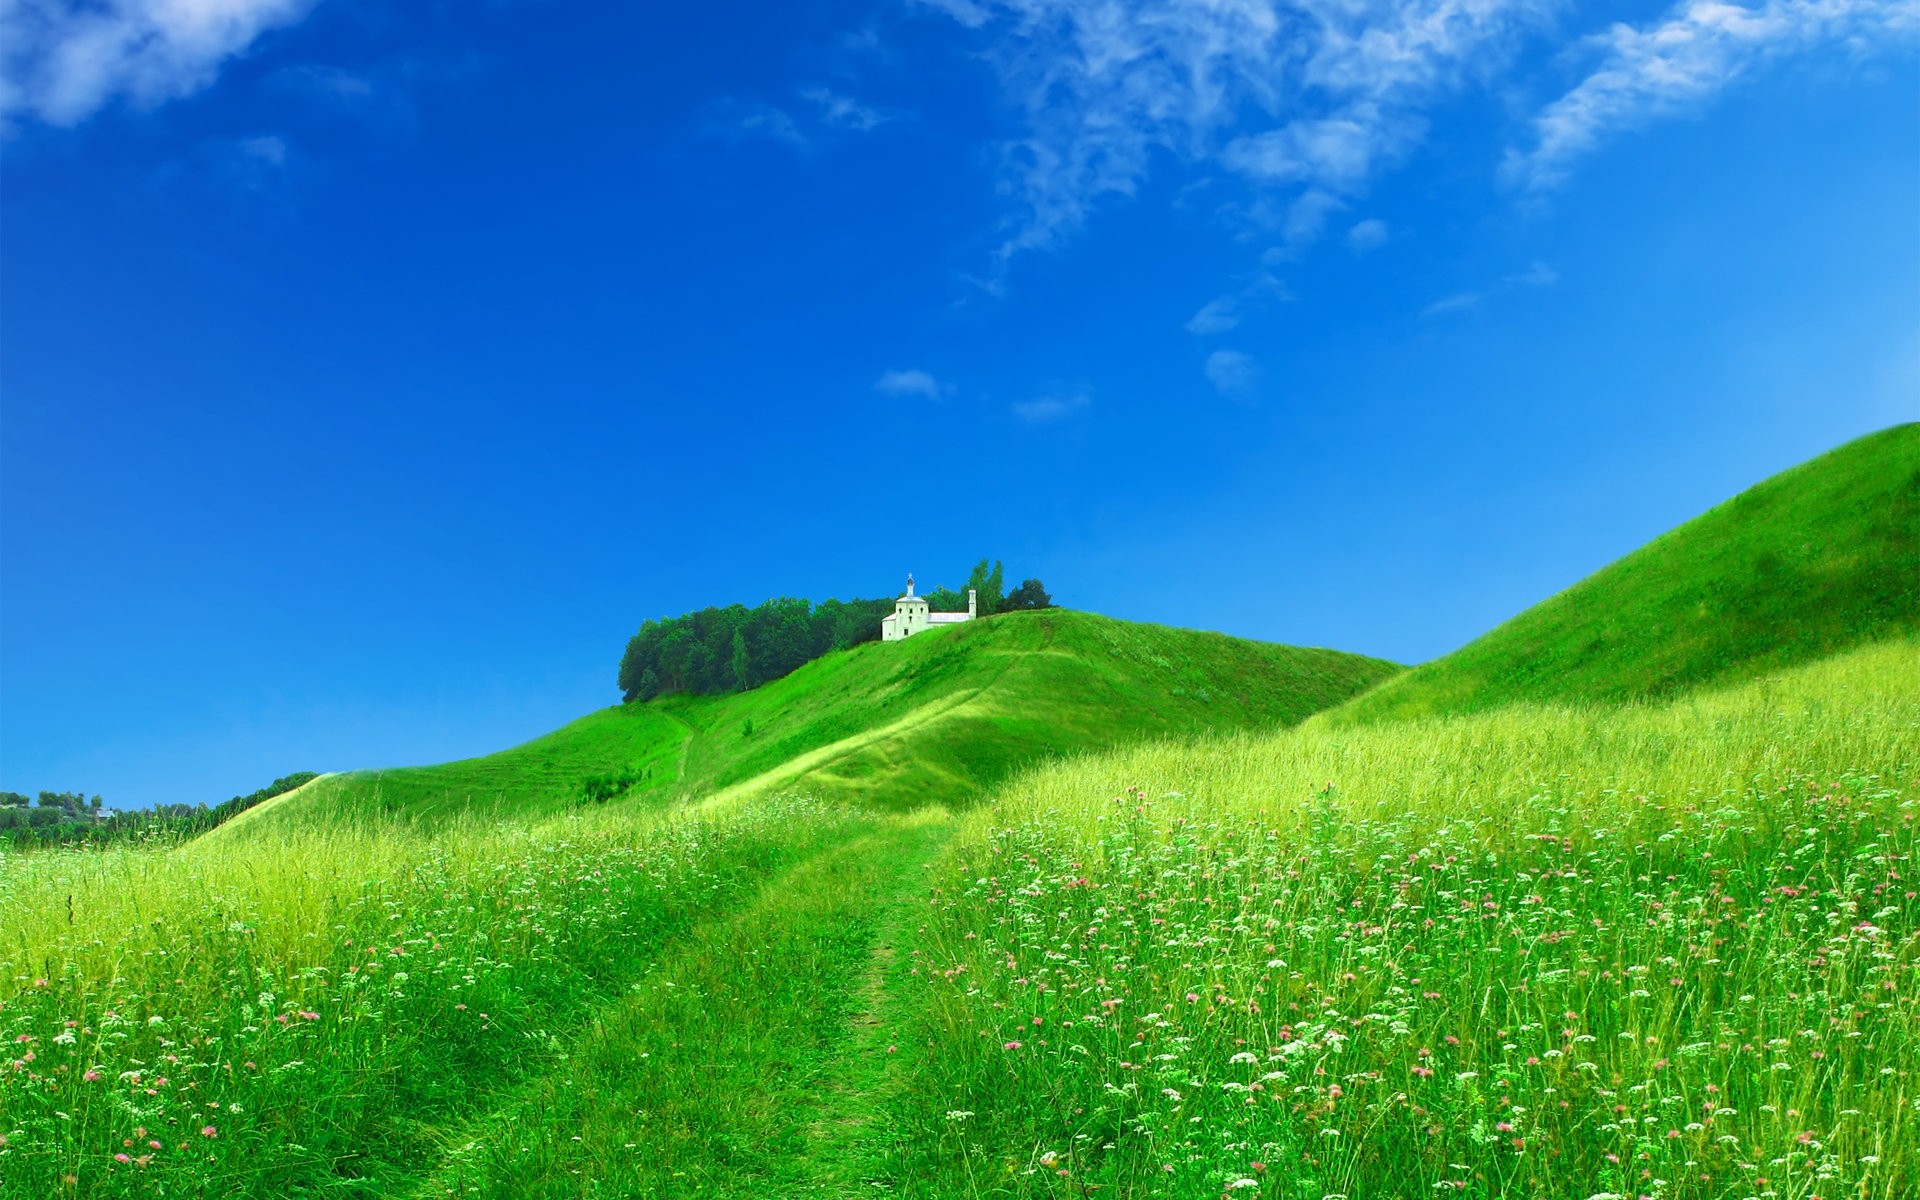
[
  {"xmin": 0, "ymin": 775, "xmax": 316, "ymax": 849},
  {"xmin": 579, "ymin": 764, "xmax": 650, "ymax": 804},
  {"xmin": 1002, "ymin": 577, "xmax": 1053, "ymax": 610},
  {"xmin": 1338, "ymin": 423, "xmax": 1920, "ymax": 722},
  {"xmin": 617, "ymin": 562, "xmax": 1049, "ymax": 702},
  {"xmin": 966, "ymin": 558, "xmax": 1007, "ymax": 615},
  {"xmin": 618, "ymin": 595, "xmax": 894, "ymax": 701}
]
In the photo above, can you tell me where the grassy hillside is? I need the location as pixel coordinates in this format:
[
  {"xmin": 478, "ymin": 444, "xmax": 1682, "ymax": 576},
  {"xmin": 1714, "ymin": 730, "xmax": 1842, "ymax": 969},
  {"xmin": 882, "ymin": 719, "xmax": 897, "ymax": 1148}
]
[
  {"xmin": 886, "ymin": 635, "xmax": 1920, "ymax": 1198},
  {"xmin": 1337, "ymin": 422, "xmax": 1919, "ymax": 722},
  {"xmin": 231, "ymin": 610, "xmax": 1400, "ymax": 832}
]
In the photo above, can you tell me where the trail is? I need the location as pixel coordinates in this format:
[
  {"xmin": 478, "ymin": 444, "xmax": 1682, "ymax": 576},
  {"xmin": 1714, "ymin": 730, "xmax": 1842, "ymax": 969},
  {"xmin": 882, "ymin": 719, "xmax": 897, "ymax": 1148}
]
[
  {"xmin": 416, "ymin": 808, "xmax": 953, "ymax": 1199},
  {"xmin": 686, "ymin": 637, "xmax": 1031, "ymax": 815}
]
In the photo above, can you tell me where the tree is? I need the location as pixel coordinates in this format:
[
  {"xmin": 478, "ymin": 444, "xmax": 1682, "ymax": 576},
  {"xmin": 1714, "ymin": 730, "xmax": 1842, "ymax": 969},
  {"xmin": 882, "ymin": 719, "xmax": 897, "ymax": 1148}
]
[
  {"xmin": 1003, "ymin": 578, "xmax": 1053, "ymax": 611},
  {"xmin": 730, "ymin": 630, "xmax": 753, "ymax": 691},
  {"xmin": 966, "ymin": 559, "xmax": 1006, "ymax": 615}
]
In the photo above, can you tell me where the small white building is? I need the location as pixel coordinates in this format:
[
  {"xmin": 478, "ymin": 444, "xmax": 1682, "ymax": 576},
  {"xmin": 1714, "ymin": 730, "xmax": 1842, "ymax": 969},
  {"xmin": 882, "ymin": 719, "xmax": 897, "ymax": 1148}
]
[{"xmin": 881, "ymin": 574, "xmax": 977, "ymax": 642}]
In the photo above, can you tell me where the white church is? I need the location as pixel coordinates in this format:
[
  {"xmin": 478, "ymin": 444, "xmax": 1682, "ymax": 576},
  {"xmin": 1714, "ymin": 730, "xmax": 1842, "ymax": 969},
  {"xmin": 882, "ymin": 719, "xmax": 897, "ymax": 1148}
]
[{"xmin": 881, "ymin": 574, "xmax": 977, "ymax": 642}]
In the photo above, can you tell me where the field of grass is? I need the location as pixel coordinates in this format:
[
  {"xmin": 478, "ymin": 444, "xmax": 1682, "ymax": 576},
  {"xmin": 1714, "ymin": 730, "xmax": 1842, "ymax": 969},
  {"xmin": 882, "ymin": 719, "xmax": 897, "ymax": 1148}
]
[
  {"xmin": 0, "ymin": 795, "xmax": 890, "ymax": 1196},
  {"xmin": 5, "ymin": 432, "xmax": 1916, "ymax": 1197},
  {"xmin": 234, "ymin": 610, "xmax": 1399, "ymax": 833},
  {"xmin": 881, "ymin": 637, "xmax": 1920, "ymax": 1197},
  {"xmin": 1338, "ymin": 423, "xmax": 1920, "ymax": 724}
]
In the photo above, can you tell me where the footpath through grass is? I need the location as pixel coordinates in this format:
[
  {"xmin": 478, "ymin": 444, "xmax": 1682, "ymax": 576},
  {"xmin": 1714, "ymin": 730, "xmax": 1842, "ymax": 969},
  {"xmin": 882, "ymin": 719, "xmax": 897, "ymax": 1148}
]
[
  {"xmin": 232, "ymin": 610, "xmax": 1399, "ymax": 833},
  {"xmin": 417, "ymin": 808, "xmax": 952, "ymax": 1198},
  {"xmin": 0, "ymin": 798, "xmax": 874, "ymax": 1197}
]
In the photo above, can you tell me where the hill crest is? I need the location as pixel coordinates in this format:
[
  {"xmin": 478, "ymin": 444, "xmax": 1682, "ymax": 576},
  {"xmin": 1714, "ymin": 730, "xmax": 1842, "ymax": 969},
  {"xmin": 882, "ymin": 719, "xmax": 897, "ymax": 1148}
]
[{"xmin": 1335, "ymin": 422, "xmax": 1920, "ymax": 723}]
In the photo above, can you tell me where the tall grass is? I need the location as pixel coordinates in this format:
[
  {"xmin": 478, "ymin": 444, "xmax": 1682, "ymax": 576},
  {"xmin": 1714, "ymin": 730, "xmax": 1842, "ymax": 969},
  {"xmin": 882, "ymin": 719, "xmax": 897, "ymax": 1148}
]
[
  {"xmin": 888, "ymin": 639, "xmax": 1920, "ymax": 1198},
  {"xmin": 0, "ymin": 798, "xmax": 871, "ymax": 1196}
]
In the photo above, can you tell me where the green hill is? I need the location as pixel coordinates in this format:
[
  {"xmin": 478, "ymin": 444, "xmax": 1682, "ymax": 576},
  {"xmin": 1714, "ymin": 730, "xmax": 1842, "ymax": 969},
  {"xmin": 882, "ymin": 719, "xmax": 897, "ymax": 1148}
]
[
  {"xmin": 1336, "ymin": 422, "xmax": 1919, "ymax": 723},
  {"xmin": 230, "ymin": 610, "xmax": 1400, "ymax": 831}
]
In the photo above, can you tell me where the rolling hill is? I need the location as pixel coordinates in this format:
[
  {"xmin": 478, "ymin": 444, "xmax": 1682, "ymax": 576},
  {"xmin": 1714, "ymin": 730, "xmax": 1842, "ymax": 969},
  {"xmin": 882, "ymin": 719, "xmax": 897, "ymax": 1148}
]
[
  {"xmin": 1335, "ymin": 422, "xmax": 1919, "ymax": 723},
  {"xmin": 228, "ymin": 609, "xmax": 1400, "ymax": 832}
]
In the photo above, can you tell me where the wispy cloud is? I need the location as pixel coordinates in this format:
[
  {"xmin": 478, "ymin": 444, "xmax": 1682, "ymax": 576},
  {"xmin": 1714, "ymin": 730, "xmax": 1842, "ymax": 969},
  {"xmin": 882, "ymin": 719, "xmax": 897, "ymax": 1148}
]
[
  {"xmin": 1185, "ymin": 270, "xmax": 1292, "ymax": 337},
  {"xmin": 1185, "ymin": 297, "xmax": 1242, "ymax": 335},
  {"xmin": 918, "ymin": 0, "xmax": 1551, "ymax": 268},
  {"xmin": 706, "ymin": 98, "xmax": 812, "ymax": 150},
  {"xmin": 705, "ymin": 85, "xmax": 895, "ymax": 152},
  {"xmin": 875, "ymin": 368, "xmax": 952, "ymax": 399},
  {"xmin": 1345, "ymin": 217, "xmax": 1389, "ymax": 253},
  {"xmin": 1204, "ymin": 349, "xmax": 1259, "ymax": 399},
  {"xmin": 269, "ymin": 63, "xmax": 374, "ymax": 105},
  {"xmin": 1420, "ymin": 258, "xmax": 1558, "ymax": 318},
  {"xmin": 2, "ymin": 0, "xmax": 320, "ymax": 130},
  {"xmin": 1012, "ymin": 387, "xmax": 1091, "ymax": 422},
  {"xmin": 226, "ymin": 132, "xmax": 290, "ymax": 189},
  {"xmin": 801, "ymin": 85, "xmax": 892, "ymax": 131},
  {"xmin": 1505, "ymin": 0, "xmax": 1920, "ymax": 192},
  {"xmin": 920, "ymin": 0, "xmax": 1914, "ymax": 278}
]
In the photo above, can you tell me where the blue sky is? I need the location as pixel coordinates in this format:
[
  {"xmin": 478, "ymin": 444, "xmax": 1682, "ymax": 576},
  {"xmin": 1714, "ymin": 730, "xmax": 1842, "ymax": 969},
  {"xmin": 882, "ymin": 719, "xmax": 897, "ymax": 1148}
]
[{"xmin": 2, "ymin": 0, "xmax": 1915, "ymax": 808}]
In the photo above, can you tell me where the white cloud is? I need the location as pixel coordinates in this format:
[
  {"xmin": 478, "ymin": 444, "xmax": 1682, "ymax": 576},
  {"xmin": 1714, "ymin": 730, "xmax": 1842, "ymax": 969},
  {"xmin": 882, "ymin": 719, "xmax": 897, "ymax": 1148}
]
[
  {"xmin": 918, "ymin": 0, "xmax": 1550, "ymax": 266},
  {"xmin": 914, "ymin": 0, "xmax": 996, "ymax": 27},
  {"xmin": 2, "ymin": 0, "xmax": 320, "ymax": 129},
  {"xmin": 1505, "ymin": 259, "xmax": 1557, "ymax": 287},
  {"xmin": 707, "ymin": 98, "xmax": 811, "ymax": 150},
  {"xmin": 1505, "ymin": 0, "xmax": 1920, "ymax": 192},
  {"xmin": 801, "ymin": 85, "xmax": 891, "ymax": 131},
  {"xmin": 1281, "ymin": 187, "xmax": 1345, "ymax": 246},
  {"xmin": 875, "ymin": 368, "xmax": 951, "ymax": 399},
  {"xmin": 1204, "ymin": 349, "xmax": 1259, "ymax": 398},
  {"xmin": 237, "ymin": 132, "xmax": 285, "ymax": 165},
  {"xmin": 1420, "ymin": 257, "xmax": 1556, "ymax": 317},
  {"xmin": 1185, "ymin": 296, "xmax": 1241, "ymax": 335},
  {"xmin": 1345, "ymin": 217, "xmax": 1389, "ymax": 253},
  {"xmin": 1419, "ymin": 290, "xmax": 1485, "ymax": 319},
  {"xmin": 1011, "ymin": 388, "xmax": 1091, "ymax": 422},
  {"xmin": 706, "ymin": 86, "xmax": 894, "ymax": 153},
  {"xmin": 269, "ymin": 63, "xmax": 373, "ymax": 104},
  {"xmin": 1184, "ymin": 270, "xmax": 1292, "ymax": 337}
]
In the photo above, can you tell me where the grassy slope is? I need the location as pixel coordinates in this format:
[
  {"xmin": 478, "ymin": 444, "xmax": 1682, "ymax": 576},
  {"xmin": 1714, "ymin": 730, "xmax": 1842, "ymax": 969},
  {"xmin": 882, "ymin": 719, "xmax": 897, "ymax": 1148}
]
[
  {"xmin": 231, "ymin": 610, "xmax": 1400, "ymax": 832},
  {"xmin": 1337, "ymin": 422, "xmax": 1920, "ymax": 723},
  {"xmin": 882, "ymin": 636, "xmax": 1920, "ymax": 1198}
]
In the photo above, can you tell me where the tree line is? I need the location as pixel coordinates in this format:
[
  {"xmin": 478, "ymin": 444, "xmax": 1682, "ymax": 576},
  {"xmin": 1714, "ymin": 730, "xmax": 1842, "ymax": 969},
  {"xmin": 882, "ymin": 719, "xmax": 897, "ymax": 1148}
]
[
  {"xmin": 617, "ymin": 559, "xmax": 1052, "ymax": 702},
  {"xmin": 0, "ymin": 773, "xmax": 319, "ymax": 849}
]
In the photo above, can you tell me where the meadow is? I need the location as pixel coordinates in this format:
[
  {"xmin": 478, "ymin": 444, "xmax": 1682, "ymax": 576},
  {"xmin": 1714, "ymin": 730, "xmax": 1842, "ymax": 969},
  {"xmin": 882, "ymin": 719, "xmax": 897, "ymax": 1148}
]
[
  {"xmin": 0, "ymin": 796, "xmax": 890, "ymax": 1195},
  {"xmin": 3, "ymin": 431, "xmax": 1912, "ymax": 1197},
  {"xmin": 884, "ymin": 638, "xmax": 1920, "ymax": 1198}
]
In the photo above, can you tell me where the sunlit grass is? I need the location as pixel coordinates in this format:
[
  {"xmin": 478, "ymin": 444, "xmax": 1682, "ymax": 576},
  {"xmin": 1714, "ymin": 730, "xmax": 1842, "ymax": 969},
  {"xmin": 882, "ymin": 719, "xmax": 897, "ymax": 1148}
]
[
  {"xmin": 886, "ymin": 638, "xmax": 1920, "ymax": 1198},
  {"xmin": 0, "ymin": 798, "xmax": 873, "ymax": 1196}
]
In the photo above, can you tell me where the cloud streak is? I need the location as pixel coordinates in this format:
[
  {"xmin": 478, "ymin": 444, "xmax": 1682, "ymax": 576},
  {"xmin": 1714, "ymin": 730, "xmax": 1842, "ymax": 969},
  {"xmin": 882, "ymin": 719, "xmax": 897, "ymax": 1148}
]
[
  {"xmin": 921, "ymin": 0, "xmax": 1915, "ymax": 274},
  {"xmin": 1420, "ymin": 259, "xmax": 1558, "ymax": 318},
  {"xmin": 920, "ymin": 0, "xmax": 1551, "ymax": 267},
  {"xmin": 2, "ymin": 0, "xmax": 320, "ymax": 129},
  {"xmin": 1506, "ymin": 0, "xmax": 1920, "ymax": 192},
  {"xmin": 1011, "ymin": 387, "xmax": 1091, "ymax": 422},
  {"xmin": 875, "ymin": 368, "xmax": 952, "ymax": 399}
]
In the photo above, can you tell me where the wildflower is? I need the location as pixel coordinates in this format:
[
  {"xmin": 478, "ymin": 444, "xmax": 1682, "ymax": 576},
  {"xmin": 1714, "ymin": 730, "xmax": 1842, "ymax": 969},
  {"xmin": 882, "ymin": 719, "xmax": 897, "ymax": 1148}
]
[
  {"xmin": 200, "ymin": 1125, "xmax": 217, "ymax": 1139},
  {"xmin": 1003, "ymin": 1040, "xmax": 1022, "ymax": 1050}
]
